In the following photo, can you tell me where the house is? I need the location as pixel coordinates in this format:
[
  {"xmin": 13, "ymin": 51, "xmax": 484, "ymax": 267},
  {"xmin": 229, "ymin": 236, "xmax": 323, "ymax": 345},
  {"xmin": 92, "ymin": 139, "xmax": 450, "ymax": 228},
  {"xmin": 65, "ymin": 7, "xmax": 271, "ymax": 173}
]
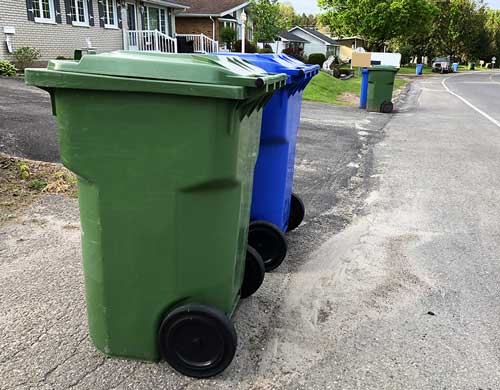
[
  {"xmin": 333, "ymin": 36, "xmax": 368, "ymax": 61},
  {"xmin": 0, "ymin": 0, "xmax": 191, "ymax": 62},
  {"xmin": 262, "ymin": 30, "xmax": 308, "ymax": 55},
  {"xmin": 288, "ymin": 26, "xmax": 340, "ymax": 58},
  {"xmin": 175, "ymin": 0, "xmax": 253, "ymax": 47},
  {"xmin": 1, "ymin": 0, "xmax": 254, "ymax": 63}
]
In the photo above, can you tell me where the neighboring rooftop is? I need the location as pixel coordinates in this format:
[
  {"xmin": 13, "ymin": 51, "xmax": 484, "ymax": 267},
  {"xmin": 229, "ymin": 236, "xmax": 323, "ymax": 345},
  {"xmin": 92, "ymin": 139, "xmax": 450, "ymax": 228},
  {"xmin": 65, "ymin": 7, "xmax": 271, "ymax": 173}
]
[
  {"xmin": 156, "ymin": 0, "xmax": 190, "ymax": 9},
  {"xmin": 278, "ymin": 30, "xmax": 309, "ymax": 43},
  {"xmin": 290, "ymin": 27, "xmax": 340, "ymax": 45},
  {"xmin": 177, "ymin": 0, "xmax": 248, "ymax": 16}
]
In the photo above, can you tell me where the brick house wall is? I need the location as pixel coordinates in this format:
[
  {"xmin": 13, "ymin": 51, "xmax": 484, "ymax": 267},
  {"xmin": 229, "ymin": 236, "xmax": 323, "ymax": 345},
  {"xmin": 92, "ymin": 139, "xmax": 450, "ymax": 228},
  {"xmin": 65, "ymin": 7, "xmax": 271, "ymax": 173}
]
[
  {"xmin": 175, "ymin": 17, "xmax": 219, "ymax": 40},
  {"xmin": 0, "ymin": 0, "xmax": 125, "ymax": 62}
]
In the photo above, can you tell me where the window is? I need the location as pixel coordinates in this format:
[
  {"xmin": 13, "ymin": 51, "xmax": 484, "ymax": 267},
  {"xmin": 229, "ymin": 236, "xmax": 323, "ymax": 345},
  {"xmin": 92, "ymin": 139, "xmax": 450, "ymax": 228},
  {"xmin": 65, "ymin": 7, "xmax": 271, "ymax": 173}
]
[
  {"xmin": 103, "ymin": 0, "xmax": 118, "ymax": 28},
  {"xmin": 146, "ymin": 7, "xmax": 168, "ymax": 34},
  {"xmin": 71, "ymin": 0, "xmax": 89, "ymax": 26},
  {"xmin": 32, "ymin": 0, "xmax": 56, "ymax": 23}
]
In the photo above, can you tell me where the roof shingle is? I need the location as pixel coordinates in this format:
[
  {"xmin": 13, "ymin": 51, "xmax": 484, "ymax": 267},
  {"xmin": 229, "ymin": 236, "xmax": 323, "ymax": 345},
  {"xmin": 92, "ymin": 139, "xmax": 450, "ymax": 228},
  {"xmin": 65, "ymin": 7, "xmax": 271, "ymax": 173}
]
[
  {"xmin": 178, "ymin": 0, "xmax": 248, "ymax": 15},
  {"xmin": 290, "ymin": 27, "xmax": 340, "ymax": 46}
]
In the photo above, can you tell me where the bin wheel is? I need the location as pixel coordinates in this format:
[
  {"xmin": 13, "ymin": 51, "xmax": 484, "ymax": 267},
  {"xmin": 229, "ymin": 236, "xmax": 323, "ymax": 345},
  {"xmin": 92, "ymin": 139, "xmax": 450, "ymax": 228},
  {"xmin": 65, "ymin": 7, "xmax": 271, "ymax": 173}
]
[
  {"xmin": 248, "ymin": 221, "xmax": 287, "ymax": 272},
  {"xmin": 381, "ymin": 101, "xmax": 393, "ymax": 114},
  {"xmin": 159, "ymin": 304, "xmax": 237, "ymax": 379},
  {"xmin": 286, "ymin": 193, "xmax": 305, "ymax": 233},
  {"xmin": 241, "ymin": 245, "xmax": 265, "ymax": 299}
]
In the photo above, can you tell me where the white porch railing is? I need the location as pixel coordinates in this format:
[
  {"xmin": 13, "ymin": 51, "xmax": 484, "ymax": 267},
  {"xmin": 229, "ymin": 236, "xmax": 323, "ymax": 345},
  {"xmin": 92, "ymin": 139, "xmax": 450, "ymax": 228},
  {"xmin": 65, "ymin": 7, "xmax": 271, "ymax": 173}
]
[
  {"xmin": 124, "ymin": 30, "xmax": 177, "ymax": 53},
  {"xmin": 175, "ymin": 33, "xmax": 219, "ymax": 53}
]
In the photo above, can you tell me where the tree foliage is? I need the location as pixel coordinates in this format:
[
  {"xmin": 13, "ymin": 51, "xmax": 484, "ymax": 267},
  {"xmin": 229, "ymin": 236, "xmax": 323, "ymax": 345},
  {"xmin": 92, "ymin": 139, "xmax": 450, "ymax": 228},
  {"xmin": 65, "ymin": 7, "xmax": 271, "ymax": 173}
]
[
  {"xmin": 318, "ymin": 0, "xmax": 436, "ymax": 50},
  {"xmin": 320, "ymin": 0, "xmax": 499, "ymax": 62},
  {"xmin": 278, "ymin": 2, "xmax": 317, "ymax": 29},
  {"xmin": 249, "ymin": 0, "xmax": 282, "ymax": 43}
]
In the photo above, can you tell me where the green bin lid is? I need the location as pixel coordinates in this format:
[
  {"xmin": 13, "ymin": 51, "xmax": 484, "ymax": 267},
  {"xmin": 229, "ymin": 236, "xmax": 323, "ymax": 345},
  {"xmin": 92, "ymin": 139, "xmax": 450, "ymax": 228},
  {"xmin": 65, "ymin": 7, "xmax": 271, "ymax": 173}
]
[
  {"xmin": 369, "ymin": 65, "xmax": 398, "ymax": 72},
  {"xmin": 25, "ymin": 51, "xmax": 287, "ymax": 100}
]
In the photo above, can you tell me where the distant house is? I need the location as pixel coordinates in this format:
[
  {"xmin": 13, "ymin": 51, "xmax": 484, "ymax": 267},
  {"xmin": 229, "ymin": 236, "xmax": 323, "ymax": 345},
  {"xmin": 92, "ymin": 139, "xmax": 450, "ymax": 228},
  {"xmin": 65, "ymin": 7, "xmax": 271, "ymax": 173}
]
[
  {"xmin": 272, "ymin": 30, "xmax": 308, "ymax": 54},
  {"xmin": 175, "ymin": 0, "xmax": 253, "ymax": 49},
  {"xmin": 334, "ymin": 36, "xmax": 368, "ymax": 61},
  {"xmin": 288, "ymin": 26, "xmax": 340, "ymax": 58}
]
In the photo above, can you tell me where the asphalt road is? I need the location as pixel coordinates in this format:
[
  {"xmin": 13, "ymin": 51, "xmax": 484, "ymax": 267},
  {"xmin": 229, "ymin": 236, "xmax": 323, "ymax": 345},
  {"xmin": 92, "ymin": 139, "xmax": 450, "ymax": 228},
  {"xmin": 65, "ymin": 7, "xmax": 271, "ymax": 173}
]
[
  {"xmin": 2, "ymin": 72, "xmax": 500, "ymax": 389},
  {"xmin": 0, "ymin": 77, "xmax": 59, "ymax": 162}
]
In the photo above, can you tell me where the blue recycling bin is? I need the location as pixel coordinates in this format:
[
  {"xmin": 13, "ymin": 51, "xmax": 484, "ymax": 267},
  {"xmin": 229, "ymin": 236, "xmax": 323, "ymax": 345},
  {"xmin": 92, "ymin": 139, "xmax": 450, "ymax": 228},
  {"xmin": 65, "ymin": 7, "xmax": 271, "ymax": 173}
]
[
  {"xmin": 360, "ymin": 68, "xmax": 369, "ymax": 109},
  {"xmin": 416, "ymin": 64, "xmax": 424, "ymax": 75},
  {"xmin": 214, "ymin": 53, "xmax": 319, "ymax": 271},
  {"xmin": 452, "ymin": 63, "xmax": 459, "ymax": 72}
]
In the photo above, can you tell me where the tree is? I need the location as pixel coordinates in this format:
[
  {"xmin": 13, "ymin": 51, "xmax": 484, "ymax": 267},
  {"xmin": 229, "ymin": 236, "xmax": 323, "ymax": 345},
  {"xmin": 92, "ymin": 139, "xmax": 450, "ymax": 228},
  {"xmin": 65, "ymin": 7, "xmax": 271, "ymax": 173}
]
[
  {"xmin": 318, "ymin": 0, "xmax": 436, "ymax": 50},
  {"xmin": 486, "ymin": 9, "xmax": 500, "ymax": 60},
  {"xmin": 278, "ymin": 2, "xmax": 296, "ymax": 29},
  {"xmin": 249, "ymin": 0, "xmax": 281, "ymax": 43},
  {"xmin": 220, "ymin": 27, "xmax": 237, "ymax": 50},
  {"xmin": 425, "ymin": 0, "xmax": 490, "ymax": 61}
]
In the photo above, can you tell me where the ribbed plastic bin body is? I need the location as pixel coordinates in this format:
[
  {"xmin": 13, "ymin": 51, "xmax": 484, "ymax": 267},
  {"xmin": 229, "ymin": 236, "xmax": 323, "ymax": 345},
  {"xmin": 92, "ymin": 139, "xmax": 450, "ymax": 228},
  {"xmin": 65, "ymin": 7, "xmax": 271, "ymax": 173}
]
[
  {"xmin": 215, "ymin": 53, "xmax": 319, "ymax": 232},
  {"xmin": 367, "ymin": 65, "xmax": 398, "ymax": 113},
  {"xmin": 25, "ymin": 52, "xmax": 286, "ymax": 366}
]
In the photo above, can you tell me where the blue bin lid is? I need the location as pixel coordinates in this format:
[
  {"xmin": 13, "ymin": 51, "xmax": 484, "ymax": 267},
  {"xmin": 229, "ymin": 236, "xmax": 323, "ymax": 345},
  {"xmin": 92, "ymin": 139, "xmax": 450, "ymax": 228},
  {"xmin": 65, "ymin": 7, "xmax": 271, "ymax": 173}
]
[{"xmin": 213, "ymin": 53, "xmax": 320, "ymax": 85}]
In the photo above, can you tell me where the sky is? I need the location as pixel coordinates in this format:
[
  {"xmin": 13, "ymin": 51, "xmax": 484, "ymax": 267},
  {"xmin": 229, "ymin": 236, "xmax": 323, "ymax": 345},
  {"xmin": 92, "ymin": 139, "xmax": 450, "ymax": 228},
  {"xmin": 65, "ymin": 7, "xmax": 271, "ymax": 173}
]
[{"xmin": 284, "ymin": 0, "xmax": 500, "ymax": 15}]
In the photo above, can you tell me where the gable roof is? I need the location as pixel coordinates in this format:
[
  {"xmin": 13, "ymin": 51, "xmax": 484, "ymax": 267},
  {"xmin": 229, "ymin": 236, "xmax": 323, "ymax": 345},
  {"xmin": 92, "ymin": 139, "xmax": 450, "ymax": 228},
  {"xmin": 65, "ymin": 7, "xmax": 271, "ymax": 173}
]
[
  {"xmin": 278, "ymin": 30, "xmax": 308, "ymax": 43},
  {"xmin": 177, "ymin": 0, "xmax": 248, "ymax": 16},
  {"xmin": 289, "ymin": 27, "xmax": 340, "ymax": 46}
]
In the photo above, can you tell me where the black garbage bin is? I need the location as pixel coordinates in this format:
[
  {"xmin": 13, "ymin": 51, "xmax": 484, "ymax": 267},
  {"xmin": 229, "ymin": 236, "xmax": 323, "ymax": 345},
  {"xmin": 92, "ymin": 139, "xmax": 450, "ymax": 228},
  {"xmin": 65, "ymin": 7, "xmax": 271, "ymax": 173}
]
[{"xmin": 177, "ymin": 37, "xmax": 194, "ymax": 53}]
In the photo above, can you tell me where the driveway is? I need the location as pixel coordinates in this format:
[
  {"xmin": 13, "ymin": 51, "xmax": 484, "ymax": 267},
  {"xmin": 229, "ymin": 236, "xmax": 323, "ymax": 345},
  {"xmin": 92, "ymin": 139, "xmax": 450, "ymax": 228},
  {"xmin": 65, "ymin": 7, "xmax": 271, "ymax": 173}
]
[
  {"xmin": 0, "ymin": 77, "xmax": 59, "ymax": 162},
  {"xmin": 0, "ymin": 99, "xmax": 391, "ymax": 389}
]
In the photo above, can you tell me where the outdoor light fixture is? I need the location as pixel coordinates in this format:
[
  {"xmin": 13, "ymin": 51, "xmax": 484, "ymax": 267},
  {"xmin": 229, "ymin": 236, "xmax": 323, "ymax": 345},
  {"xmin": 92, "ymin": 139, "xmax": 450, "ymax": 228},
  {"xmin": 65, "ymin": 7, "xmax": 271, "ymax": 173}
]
[{"xmin": 240, "ymin": 9, "xmax": 247, "ymax": 53}]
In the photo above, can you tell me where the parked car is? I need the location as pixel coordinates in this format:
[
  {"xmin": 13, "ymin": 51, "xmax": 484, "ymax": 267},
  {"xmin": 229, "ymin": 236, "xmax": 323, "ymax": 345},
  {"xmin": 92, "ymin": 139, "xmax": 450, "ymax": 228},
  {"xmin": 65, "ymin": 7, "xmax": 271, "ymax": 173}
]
[{"xmin": 432, "ymin": 57, "xmax": 452, "ymax": 73}]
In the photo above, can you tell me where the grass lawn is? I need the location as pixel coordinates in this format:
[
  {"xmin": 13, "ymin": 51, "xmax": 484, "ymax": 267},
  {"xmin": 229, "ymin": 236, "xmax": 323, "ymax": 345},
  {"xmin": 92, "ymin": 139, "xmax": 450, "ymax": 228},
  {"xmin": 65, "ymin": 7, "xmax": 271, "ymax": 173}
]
[
  {"xmin": 303, "ymin": 71, "xmax": 408, "ymax": 106},
  {"xmin": 398, "ymin": 66, "xmax": 433, "ymax": 75}
]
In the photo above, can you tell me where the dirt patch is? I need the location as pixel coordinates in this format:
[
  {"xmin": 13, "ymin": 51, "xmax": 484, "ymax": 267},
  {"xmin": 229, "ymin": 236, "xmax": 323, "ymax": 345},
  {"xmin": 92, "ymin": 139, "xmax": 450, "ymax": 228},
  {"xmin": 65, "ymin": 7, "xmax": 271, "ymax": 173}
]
[
  {"xmin": 337, "ymin": 92, "xmax": 359, "ymax": 106},
  {"xmin": 0, "ymin": 153, "xmax": 77, "ymax": 225}
]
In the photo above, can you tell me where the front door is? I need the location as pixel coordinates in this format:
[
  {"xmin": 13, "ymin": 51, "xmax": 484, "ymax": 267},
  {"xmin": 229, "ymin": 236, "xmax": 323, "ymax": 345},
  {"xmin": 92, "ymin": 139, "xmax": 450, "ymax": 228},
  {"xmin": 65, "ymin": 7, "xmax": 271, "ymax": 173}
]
[{"xmin": 127, "ymin": 3, "xmax": 138, "ymax": 49}]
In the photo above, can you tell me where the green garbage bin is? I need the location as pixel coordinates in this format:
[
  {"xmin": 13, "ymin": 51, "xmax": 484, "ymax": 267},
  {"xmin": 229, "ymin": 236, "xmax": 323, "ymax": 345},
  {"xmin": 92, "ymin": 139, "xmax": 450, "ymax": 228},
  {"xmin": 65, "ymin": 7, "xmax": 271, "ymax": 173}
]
[
  {"xmin": 367, "ymin": 65, "xmax": 398, "ymax": 113},
  {"xmin": 25, "ymin": 51, "xmax": 286, "ymax": 378},
  {"xmin": 469, "ymin": 62, "xmax": 476, "ymax": 71}
]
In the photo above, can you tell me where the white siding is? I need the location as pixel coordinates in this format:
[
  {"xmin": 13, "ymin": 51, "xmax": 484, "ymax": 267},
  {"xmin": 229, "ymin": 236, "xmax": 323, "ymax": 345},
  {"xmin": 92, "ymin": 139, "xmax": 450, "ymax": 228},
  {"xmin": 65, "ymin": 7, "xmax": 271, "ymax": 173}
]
[{"xmin": 289, "ymin": 28, "xmax": 326, "ymax": 57}]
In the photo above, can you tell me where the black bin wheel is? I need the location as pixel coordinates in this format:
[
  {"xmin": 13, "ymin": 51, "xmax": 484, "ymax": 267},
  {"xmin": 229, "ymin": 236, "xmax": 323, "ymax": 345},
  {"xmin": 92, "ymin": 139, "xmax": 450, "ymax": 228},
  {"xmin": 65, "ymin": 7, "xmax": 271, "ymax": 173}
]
[
  {"xmin": 159, "ymin": 304, "xmax": 237, "ymax": 379},
  {"xmin": 248, "ymin": 221, "xmax": 287, "ymax": 272},
  {"xmin": 286, "ymin": 193, "xmax": 305, "ymax": 233},
  {"xmin": 241, "ymin": 245, "xmax": 265, "ymax": 299},
  {"xmin": 381, "ymin": 101, "xmax": 394, "ymax": 113}
]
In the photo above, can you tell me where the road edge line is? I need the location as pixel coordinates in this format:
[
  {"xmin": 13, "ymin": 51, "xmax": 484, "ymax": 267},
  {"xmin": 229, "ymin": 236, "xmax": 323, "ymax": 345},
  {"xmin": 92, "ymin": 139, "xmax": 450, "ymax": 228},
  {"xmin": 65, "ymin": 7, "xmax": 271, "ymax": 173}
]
[{"xmin": 441, "ymin": 73, "xmax": 500, "ymax": 129}]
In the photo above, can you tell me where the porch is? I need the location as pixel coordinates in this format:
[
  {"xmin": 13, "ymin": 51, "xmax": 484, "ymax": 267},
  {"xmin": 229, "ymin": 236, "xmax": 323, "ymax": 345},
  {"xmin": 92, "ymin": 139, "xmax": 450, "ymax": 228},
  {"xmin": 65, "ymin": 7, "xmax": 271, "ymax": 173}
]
[{"xmin": 123, "ymin": 30, "xmax": 219, "ymax": 53}]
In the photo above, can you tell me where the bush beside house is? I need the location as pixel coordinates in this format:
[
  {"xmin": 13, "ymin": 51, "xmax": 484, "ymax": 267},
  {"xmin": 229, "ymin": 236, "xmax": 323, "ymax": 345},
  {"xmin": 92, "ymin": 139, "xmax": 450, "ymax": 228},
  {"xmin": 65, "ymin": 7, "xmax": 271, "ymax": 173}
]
[{"xmin": 0, "ymin": 60, "xmax": 17, "ymax": 76}]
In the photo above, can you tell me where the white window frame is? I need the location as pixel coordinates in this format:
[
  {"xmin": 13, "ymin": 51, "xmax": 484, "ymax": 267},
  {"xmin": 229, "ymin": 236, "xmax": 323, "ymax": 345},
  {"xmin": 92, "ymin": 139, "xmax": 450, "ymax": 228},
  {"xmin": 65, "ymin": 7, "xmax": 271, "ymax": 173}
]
[
  {"xmin": 33, "ymin": 0, "xmax": 56, "ymax": 24},
  {"xmin": 146, "ymin": 6, "xmax": 168, "ymax": 34},
  {"xmin": 104, "ymin": 0, "xmax": 118, "ymax": 29},
  {"xmin": 71, "ymin": 0, "xmax": 90, "ymax": 27}
]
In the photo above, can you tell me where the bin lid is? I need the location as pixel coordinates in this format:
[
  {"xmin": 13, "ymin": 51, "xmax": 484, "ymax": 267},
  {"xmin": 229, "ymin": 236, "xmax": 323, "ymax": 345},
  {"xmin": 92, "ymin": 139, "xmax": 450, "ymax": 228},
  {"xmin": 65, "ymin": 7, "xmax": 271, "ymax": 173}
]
[
  {"xmin": 25, "ymin": 51, "xmax": 287, "ymax": 100},
  {"xmin": 369, "ymin": 65, "xmax": 398, "ymax": 72},
  {"xmin": 214, "ymin": 53, "xmax": 320, "ymax": 83}
]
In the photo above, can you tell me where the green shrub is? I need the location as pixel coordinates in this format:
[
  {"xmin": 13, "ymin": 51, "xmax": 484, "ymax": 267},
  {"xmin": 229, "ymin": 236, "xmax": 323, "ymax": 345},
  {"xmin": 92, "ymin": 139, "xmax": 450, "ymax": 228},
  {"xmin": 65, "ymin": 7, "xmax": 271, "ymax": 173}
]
[
  {"xmin": 0, "ymin": 60, "xmax": 16, "ymax": 77},
  {"xmin": 308, "ymin": 53, "xmax": 327, "ymax": 66},
  {"xmin": 220, "ymin": 27, "xmax": 237, "ymax": 50},
  {"xmin": 13, "ymin": 47, "xmax": 41, "ymax": 72},
  {"xmin": 258, "ymin": 47, "xmax": 274, "ymax": 53},
  {"xmin": 234, "ymin": 40, "xmax": 257, "ymax": 53}
]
